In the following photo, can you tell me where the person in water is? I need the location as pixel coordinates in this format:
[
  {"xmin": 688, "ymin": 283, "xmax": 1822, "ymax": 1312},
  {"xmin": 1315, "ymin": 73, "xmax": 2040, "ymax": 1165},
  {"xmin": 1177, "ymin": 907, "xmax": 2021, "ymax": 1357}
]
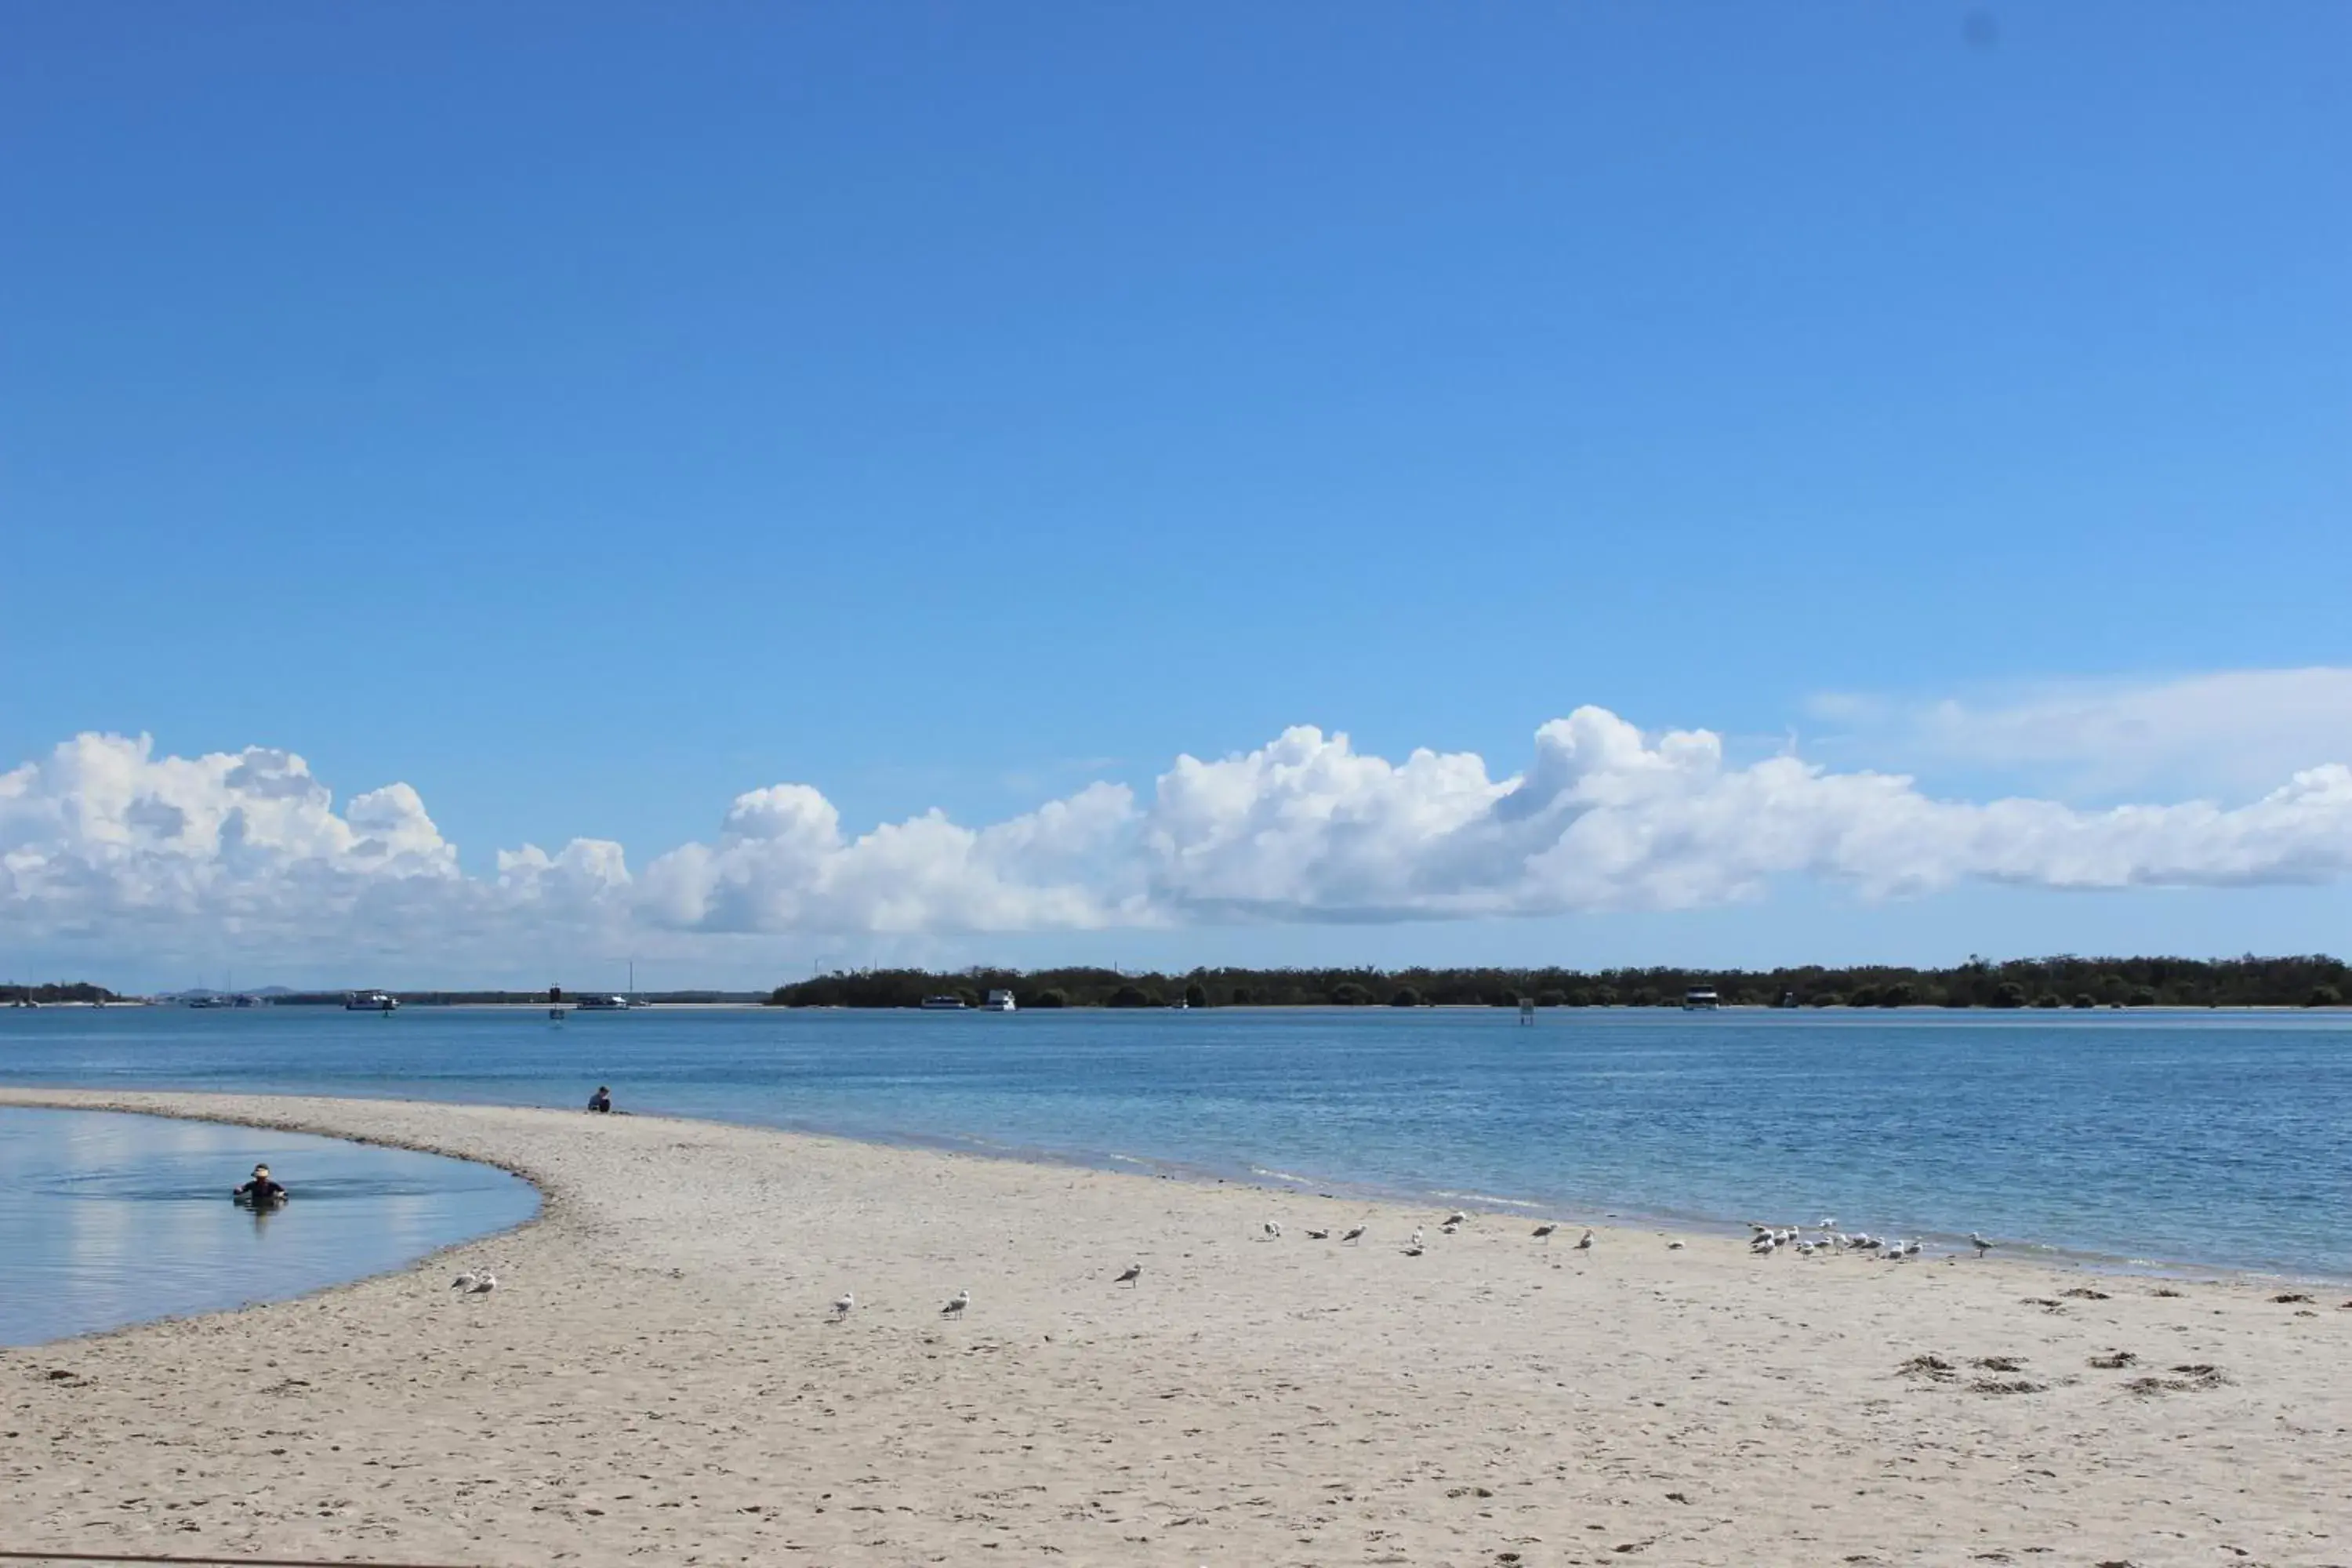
[
  {"xmin": 586, "ymin": 1085, "xmax": 612, "ymax": 1113},
  {"xmin": 232, "ymin": 1163, "xmax": 289, "ymax": 1204}
]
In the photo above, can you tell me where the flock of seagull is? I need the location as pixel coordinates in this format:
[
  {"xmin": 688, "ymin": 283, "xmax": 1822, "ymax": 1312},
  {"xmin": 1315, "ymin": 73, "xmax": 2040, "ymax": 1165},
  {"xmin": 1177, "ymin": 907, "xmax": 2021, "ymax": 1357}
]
[
  {"xmin": 1744, "ymin": 1218, "xmax": 1998, "ymax": 1261},
  {"xmin": 445, "ymin": 1211, "xmax": 1998, "ymax": 1322},
  {"xmin": 1263, "ymin": 1210, "xmax": 1598, "ymax": 1260}
]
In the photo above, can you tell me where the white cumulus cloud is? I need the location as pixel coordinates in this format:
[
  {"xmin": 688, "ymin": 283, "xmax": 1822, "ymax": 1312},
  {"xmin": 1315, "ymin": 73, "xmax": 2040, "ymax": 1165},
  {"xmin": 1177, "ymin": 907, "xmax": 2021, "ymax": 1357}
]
[
  {"xmin": 4, "ymin": 702, "xmax": 2351, "ymax": 976},
  {"xmin": 1810, "ymin": 667, "xmax": 2352, "ymax": 797}
]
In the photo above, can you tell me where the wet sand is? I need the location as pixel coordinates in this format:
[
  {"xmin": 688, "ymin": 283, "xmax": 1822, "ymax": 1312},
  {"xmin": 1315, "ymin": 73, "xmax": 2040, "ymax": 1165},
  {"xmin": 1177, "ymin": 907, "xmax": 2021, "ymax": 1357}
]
[{"xmin": 2, "ymin": 1087, "xmax": 2346, "ymax": 1566}]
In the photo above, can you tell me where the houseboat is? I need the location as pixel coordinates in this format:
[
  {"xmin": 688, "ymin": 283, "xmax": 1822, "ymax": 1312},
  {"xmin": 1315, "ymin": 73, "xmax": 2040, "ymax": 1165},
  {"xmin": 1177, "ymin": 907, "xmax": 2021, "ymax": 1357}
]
[
  {"xmin": 982, "ymin": 989, "xmax": 1017, "ymax": 1012},
  {"xmin": 344, "ymin": 990, "xmax": 399, "ymax": 1012},
  {"xmin": 1680, "ymin": 988, "xmax": 1720, "ymax": 1011}
]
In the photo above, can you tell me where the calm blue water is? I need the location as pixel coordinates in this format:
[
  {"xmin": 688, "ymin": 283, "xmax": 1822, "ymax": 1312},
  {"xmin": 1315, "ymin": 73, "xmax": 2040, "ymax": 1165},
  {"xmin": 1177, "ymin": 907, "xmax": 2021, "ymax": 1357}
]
[
  {"xmin": 3, "ymin": 1005, "xmax": 2348, "ymax": 1280},
  {"xmin": 0, "ymin": 1105, "xmax": 539, "ymax": 1345}
]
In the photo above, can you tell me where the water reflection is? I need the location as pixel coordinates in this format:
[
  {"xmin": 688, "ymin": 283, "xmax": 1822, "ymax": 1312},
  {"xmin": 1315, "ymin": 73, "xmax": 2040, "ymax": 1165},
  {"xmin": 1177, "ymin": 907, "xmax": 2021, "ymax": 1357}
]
[{"xmin": 0, "ymin": 1107, "xmax": 538, "ymax": 1346}]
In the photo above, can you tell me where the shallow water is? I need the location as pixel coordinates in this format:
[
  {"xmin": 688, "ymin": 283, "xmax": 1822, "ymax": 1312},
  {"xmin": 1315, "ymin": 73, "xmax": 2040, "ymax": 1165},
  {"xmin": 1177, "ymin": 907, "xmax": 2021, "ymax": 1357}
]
[
  {"xmin": 3, "ymin": 1004, "xmax": 2348, "ymax": 1279},
  {"xmin": 0, "ymin": 1106, "xmax": 539, "ymax": 1345}
]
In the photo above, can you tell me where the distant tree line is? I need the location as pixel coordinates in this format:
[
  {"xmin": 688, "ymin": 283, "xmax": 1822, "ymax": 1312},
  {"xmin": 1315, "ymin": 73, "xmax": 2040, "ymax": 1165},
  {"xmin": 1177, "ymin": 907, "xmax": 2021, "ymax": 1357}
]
[
  {"xmin": 1, "ymin": 980, "xmax": 122, "ymax": 1004},
  {"xmin": 767, "ymin": 955, "xmax": 2352, "ymax": 1011}
]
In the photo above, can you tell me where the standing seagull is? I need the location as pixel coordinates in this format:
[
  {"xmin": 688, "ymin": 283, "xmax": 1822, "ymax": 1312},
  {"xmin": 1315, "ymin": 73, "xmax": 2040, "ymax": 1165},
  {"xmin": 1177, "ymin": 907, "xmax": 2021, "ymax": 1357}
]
[
  {"xmin": 1305, "ymin": 1228, "xmax": 1331, "ymax": 1240},
  {"xmin": 1114, "ymin": 1262, "xmax": 1142, "ymax": 1288},
  {"xmin": 1574, "ymin": 1230, "xmax": 1594, "ymax": 1253},
  {"xmin": 1263, "ymin": 1221, "xmax": 1283, "ymax": 1240},
  {"xmin": 1410, "ymin": 1228, "xmax": 1425, "ymax": 1249},
  {"xmin": 450, "ymin": 1272, "xmax": 479, "ymax": 1292},
  {"xmin": 1442, "ymin": 1210, "xmax": 1469, "ymax": 1228},
  {"xmin": 1340, "ymin": 1225, "xmax": 1367, "ymax": 1245},
  {"xmin": 832, "ymin": 1291, "xmax": 855, "ymax": 1317},
  {"xmin": 942, "ymin": 1289, "xmax": 971, "ymax": 1317},
  {"xmin": 1969, "ymin": 1232, "xmax": 1994, "ymax": 1258},
  {"xmin": 1532, "ymin": 1223, "xmax": 1558, "ymax": 1242},
  {"xmin": 466, "ymin": 1272, "xmax": 499, "ymax": 1295}
]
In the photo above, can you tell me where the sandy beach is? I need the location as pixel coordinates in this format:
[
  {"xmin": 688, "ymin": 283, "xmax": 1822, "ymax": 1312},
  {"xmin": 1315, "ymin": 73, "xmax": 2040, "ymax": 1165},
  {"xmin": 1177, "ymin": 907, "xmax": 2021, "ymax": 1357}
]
[{"xmin": 2, "ymin": 1088, "xmax": 2346, "ymax": 1566}]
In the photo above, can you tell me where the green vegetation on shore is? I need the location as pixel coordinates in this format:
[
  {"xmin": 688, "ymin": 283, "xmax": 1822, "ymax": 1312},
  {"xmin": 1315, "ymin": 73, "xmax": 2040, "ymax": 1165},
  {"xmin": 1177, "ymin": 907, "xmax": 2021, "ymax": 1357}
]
[
  {"xmin": 2, "ymin": 981, "xmax": 122, "ymax": 1004},
  {"xmin": 767, "ymin": 955, "xmax": 2352, "ymax": 1011}
]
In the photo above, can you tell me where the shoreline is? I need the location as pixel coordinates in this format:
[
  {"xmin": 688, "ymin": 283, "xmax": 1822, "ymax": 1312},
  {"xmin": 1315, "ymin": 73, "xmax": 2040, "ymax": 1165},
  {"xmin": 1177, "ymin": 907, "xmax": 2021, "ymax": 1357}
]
[
  {"xmin": 2, "ymin": 1087, "xmax": 2347, "ymax": 1564},
  {"xmin": 0, "ymin": 1102, "xmax": 539, "ymax": 1349},
  {"xmin": 4, "ymin": 1078, "xmax": 2339, "ymax": 1290}
]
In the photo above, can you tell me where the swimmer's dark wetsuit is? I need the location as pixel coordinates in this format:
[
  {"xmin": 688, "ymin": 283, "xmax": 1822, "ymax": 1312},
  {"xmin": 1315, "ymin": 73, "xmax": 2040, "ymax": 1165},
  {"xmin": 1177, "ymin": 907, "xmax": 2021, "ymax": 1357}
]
[{"xmin": 234, "ymin": 1178, "xmax": 289, "ymax": 1204}]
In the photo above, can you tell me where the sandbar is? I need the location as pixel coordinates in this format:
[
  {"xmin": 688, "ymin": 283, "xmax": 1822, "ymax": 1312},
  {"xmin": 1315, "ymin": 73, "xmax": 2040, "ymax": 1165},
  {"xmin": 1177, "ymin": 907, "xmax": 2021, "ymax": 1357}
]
[{"xmin": 2, "ymin": 1087, "xmax": 2346, "ymax": 1566}]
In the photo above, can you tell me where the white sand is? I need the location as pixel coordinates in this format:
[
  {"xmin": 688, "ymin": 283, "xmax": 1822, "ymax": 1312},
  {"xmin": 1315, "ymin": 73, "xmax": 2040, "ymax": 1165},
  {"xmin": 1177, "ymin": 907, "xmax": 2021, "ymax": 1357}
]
[{"xmin": 2, "ymin": 1087, "xmax": 2347, "ymax": 1566}]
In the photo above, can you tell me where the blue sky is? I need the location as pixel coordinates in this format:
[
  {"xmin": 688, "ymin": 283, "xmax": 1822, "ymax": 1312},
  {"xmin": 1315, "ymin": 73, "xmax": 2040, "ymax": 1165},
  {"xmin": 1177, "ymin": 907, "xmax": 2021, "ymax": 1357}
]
[{"xmin": 3, "ymin": 4, "xmax": 2348, "ymax": 987}]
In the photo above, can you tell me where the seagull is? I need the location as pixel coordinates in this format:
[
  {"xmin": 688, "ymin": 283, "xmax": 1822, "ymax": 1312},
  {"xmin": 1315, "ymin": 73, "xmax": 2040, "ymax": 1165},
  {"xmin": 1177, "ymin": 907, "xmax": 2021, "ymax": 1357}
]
[
  {"xmin": 1114, "ymin": 1262, "xmax": 1142, "ymax": 1288},
  {"xmin": 1574, "ymin": 1229, "xmax": 1594, "ymax": 1252},
  {"xmin": 1751, "ymin": 1234, "xmax": 1778, "ymax": 1255},
  {"xmin": 1442, "ymin": 1210, "xmax": 1468, "ymax": 1228},
  {"xmin": 1402, "ymin": 1244, "xmax": 1425, "ymax": 1258},
  {"xmin": 1818, "ymin": 1216, "xmax": 1837, "ymax": 1229},
  {"xmin": 1263, "ymin": 1221, "xmax": 1283, "ymax": 1240},
  {"xmin": 1410, "ymin": 1228, "xmax": 1425, "ymax": 1249},
  {"xmin": 1341, "ymin": 1225, "xmax": 1367, "ymax": 1245},
  {"xmin": 466, "ymin": 1272, "xmax": 498, "ymax": 1295},
  {"xmin": 1441, "ymin": 1222, "xmax": 1461, "ymax": 1236},
  {"xmin": 1969, "ymin": 1232, "xmax": 1994, "ymax": 1257},
  {"xmin": 942, "ymin": 1289, "xmax": 970, "ymax": 1317},
  {"xmin": 1532, "ymin": 1223, "xmax": 1558, "ymax": 1242},
  {"xmin": 1666, "ymin": 1240, "xmax": 1685, "ymax": 1250},
  {"xmin": 450, "ymin": 1272, "xmax": 479, "ymax": 1292},
  {"xmin": 1305, "ymin": 1228, "xmax": 1331, "ymax": 1240},
  {"xmin": 832, "ymin": 1291, "xmax": 855, "ymax": 1317}
]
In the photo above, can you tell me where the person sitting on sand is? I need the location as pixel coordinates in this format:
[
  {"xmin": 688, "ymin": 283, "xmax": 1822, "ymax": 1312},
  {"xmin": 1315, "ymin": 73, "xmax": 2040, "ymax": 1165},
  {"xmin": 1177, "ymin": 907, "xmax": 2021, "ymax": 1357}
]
[
  {"xmin": 232, "ymin": 1163, "xmax": 288, "ymax": 1204},
  {"xmin": 586, "ymin": 1085, "xmax": 613, "ymax": 1113}
]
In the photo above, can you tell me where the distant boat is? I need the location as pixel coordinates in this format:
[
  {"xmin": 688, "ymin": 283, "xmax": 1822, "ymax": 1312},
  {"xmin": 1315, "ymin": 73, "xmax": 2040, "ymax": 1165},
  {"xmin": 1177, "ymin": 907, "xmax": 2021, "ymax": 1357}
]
[
  {"xmin": 345, "ymin": 990, "xmax": 399, "ymax": 1012},
  {"xmin": 576, "ymin": 994, "xmax": 629, "ymax": 1011},
  {"xmin": 187, "ymin": 994, "xmax": 222, "ymax": 1009},
  {"xmin": 1681, "ymin": 989, "xmax": 1720, "ymax": 1011},
  {"xmin": 919, "ymin": 996, "xmax": 968, "ymax": 1011},
  {"xmin": 982, "ymin": 989, "xmax": 1017, "ymax": 1013}
]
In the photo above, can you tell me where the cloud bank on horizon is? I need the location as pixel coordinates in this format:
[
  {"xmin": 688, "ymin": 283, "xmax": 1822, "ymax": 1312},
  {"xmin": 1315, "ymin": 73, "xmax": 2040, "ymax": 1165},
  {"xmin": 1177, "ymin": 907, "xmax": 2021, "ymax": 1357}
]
[{"xmin": 7, "ymin": 681, "xmax": 2352, "ymax": 970}]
